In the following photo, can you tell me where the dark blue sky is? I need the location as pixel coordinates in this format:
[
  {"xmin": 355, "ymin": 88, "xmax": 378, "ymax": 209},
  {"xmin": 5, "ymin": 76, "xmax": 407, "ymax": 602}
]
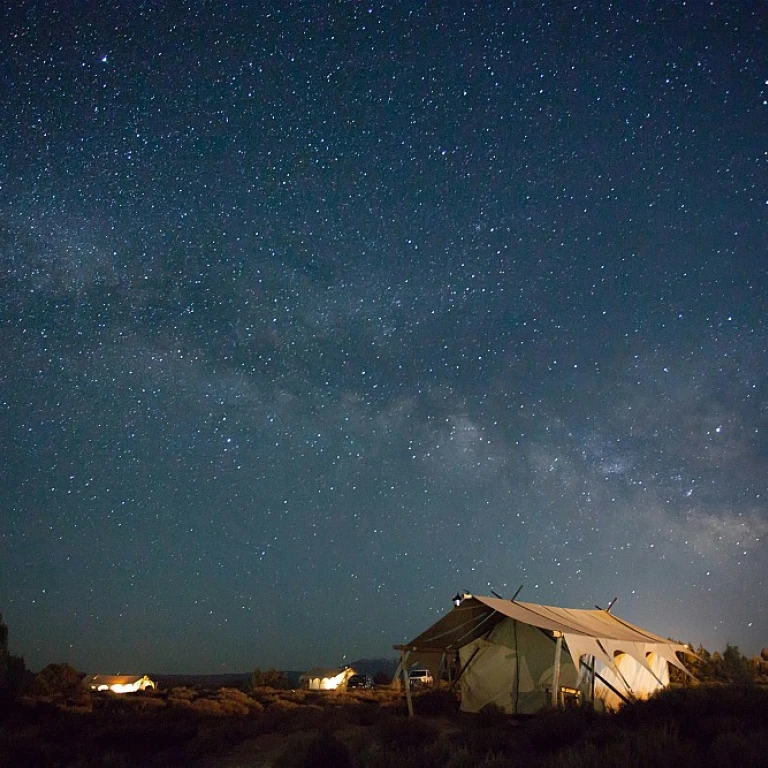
[{"xmin": 1, "ymin": 1, "xmax": 766, "ymax": 674}]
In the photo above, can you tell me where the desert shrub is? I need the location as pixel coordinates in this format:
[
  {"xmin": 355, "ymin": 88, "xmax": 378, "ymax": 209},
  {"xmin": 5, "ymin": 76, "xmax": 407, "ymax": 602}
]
[
  {"xmin": 615, "ymin": 724, "xmax": 696, "ymax": 768},
  {"xmin": 539, "ymin": 700, "xmax": 768, "ymax": 768},
  {"xmin": 272, "ymin": 729, "xmax": 352, "ymax": 768},
  {"xmin": 91, "ymin": 690, "xmax": 162, "ymax": 716},
  {"xmin": 372, "ymin": 713, "xmax": 439, "ymax": 752},
  {"xmin": 187, "ymin": 698, "xmax": 228, "ymax": 716},
  {"xmin": 209, "ymin": 686, "xmax": 263, "ymax": 714},
  {"xmin": 212, "ymin": 698, "xmax": 251, "ymax": 716},
  {"xmin": 167, "ymin": 696, "xmax": 194, "ymax": 712},
  {"xmin": 0, "ymin": 656, "xmax": 27, "ymax": 712},
  {"xmin": 0, "ymin": 733, "xmax": 68, "ymax": 768},
  {"xmin": 354, "ymin": 744, "xmax": 423, "ymax": 768},
  {"xmin": 267, "ymin": 695, "xmax": 303, "ymax": 711},
  {"xmin": 215, "ymin": 686, "xmax": 255, "ymax": 704},
  {"xmin": 525, "ymin": 706, "xmax": 595, "ymax": 753},
  {"xmin": 249, "ymin": 667, "xmax": 292, "ymax": 690},
  {"xmin": 0, "ymin": 614, "xmax": 27, "ymax": 718},
  {"xmin": 708, "ymin": 729, "xmax": 768, "ymax": 768},
  {"xmin": 617, "ymin": 684, "xmax": 768, "ymax": 739},
  {"xmin": 719, "ymin": 644, "xmax": 753, "ymax": 684},
  {"xmin": 540, "ymin": 741, "xmax": 602, "ymax": 768},
  {"xmin": 348, "ymin": 701, "xmax": 379, "ymax": 726},
  {"xmin": 184, "ymin": 717, "xmax": 262, "ymax": 758},
  {"xmin": 124, "ymin": 693, "xmax": 166, "ymax": 712},
  {"xmin": 451, "ymin": 714, "xmax": 523, "ymax": 758},
  {"xmin": 30, "ymin": 663, "xmax": 82, "ymax": 698},
  {"xmin": 91, "ymin": 710, "xmax": 198, "ymax": 757},
  {"xmin": 373, "ymin": 670, "xmax": 392, "ymax": 686},
  {"xmin": 477, "ymin": 701, "xmax": 508, "ymax": 727},
  {"xmin": 412, "ymin": 687, "xmax": 460, "ymax": 716},
  {"xmin": 478, "ymin": 755, "xmax": 520, "ymax": 768},
  {"xmin": 418, "ymin": 739, "xmax": 480, "ymax": 768},
  {"xmin": 356, "ymin": 739, "xmax": 479, "ymax": 768},
  {"xmin": 166, "ymin": 686, "xmax": 197, "ymax": 701},
  {"xmin": 297, "ymin": 729, "xmax": 352, "ymax": 768}
]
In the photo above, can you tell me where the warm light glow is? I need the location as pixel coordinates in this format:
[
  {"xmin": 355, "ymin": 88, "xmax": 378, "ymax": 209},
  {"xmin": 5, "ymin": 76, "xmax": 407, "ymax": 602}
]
[
  {"xmin": 89, "ymin": 676, "xmax": 156, "ymax": 694},
  {"xmin": 109, "ymin": 683, "xmax": 141, "ymax": 694},
  {"xmin": 321, "ymin": 671, "xmax": 347, "ymax": 690}
]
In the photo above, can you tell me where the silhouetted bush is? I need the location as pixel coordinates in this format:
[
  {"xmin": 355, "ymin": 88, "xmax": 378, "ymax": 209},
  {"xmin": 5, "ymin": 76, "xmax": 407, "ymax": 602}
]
[
  {"xmin": 249, "ymin": 667, "xmax": 292, "ymax": 690},
  {"xmin": 273, "ymin": 729, "xmax": 352, "ymax": 768},
  {"xmin": 29, "ymin": 663, "xmax": 83, "ymax": 698},
  {"xmin": 707, "ymin": 729, "xmax": 768, "ymax": 768},
  {"xmin": 411, "ymin": 687, "xmax": 460, "ymax": 716},
  {"xmin": 476, "ymin": 701, "xmax": 508, "ymax": 727},
  {"xmin": 451, "ymin": 709, "xmax": 523, "ymax": 758},
  {"xmin": 372, "ymin": 713, "xmax": 439, "ymax": 752},
  {"xmin": 617, "ymin": 683, "xmax": 768, "ymax": 739},
  {"xmin": 526, "ymin": 706, "xmax": 597, "ymax": 753}
]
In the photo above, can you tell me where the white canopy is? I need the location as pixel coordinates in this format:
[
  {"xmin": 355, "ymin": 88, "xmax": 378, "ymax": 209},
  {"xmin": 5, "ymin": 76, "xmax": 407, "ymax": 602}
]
[{"xmin": 399, "ymin": 595, "xmax": 690, "ymax": 674}]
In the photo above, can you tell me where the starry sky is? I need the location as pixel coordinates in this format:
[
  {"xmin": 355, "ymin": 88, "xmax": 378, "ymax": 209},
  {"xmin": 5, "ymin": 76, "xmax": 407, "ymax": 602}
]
[{"xmin": 1, "ymin": 2, "xmax": 766, "ymax": 675}]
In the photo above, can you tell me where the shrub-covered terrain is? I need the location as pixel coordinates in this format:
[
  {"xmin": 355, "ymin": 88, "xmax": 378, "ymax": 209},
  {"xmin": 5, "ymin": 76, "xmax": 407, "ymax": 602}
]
[
  {"xmin": 1, "ymin": 682, "xmax": 767, "ymax": 767},
  {"xmin": 2, "ymin": 615, "xmax": 766, "ymax": 768}
]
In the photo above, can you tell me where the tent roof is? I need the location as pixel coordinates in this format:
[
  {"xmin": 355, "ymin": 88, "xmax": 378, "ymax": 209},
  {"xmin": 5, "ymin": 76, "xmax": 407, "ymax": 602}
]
[
  {"xmin": 397, "ymin": 595, "xmax": 688, "ymax": 653},
  {"xmin": 85, "ymin": 674, "xmax": 152, "ymax": 685}
]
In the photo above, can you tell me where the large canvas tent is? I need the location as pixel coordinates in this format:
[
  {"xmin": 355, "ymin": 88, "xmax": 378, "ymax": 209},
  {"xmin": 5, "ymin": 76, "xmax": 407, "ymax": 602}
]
[{"xmin": 394, "ymin": 594, "xmax": 691, "ymax": 714}]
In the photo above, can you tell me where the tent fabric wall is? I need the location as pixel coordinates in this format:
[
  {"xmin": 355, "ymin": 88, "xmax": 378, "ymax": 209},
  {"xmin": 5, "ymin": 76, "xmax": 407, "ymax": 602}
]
[
  {"xmin": 593, "ymin": 651, "xmax": 669, "ymax": 711},
  {"xmin": 458, "ymin": 619, "xmax": 579, "ymax": 714}
]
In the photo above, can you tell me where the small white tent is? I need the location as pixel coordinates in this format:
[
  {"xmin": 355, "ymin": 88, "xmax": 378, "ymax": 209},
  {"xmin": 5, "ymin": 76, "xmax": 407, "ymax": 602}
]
[
  {"xmin": 84, "ymin": 674, "xmax": 156, "ymax": 693},
  {"xmin": 299, "ymin": 666, "xmax": 356, "ymax": 691},
  {"xmin": 395, "ymin": 594, "xmax": 691, "ymax": 714}
]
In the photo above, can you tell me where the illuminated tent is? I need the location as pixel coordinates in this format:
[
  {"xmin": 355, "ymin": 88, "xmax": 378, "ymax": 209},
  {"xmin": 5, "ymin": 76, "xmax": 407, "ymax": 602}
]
[
  {"xmin": 84, "ymin": 674, "xmax": 156, "ymax": 693},
  {"xmin": 394, "ymin": 594, "xmax": 692, "ymax": 714},
  {"xmin": 299, "ymin": 666, "xmax": 356, "ymax": 691}
]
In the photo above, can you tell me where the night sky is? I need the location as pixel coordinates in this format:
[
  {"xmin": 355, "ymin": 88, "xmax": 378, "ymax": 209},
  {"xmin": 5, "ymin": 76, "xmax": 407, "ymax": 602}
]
[{"xmin": 1, "ymin": 2, "xmax": 766, "ymax": 675}]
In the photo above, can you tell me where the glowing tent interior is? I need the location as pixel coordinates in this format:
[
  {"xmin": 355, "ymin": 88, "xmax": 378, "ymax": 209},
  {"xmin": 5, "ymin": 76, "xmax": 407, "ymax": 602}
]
[
  {"xmin": 394, "ymin": 594, "xmax": 693, "ymax": 714},
  {"xmin": 299, "ymin": 666, "xmax": 357, "ymax": 691},
  {"xmin": 84, "ymin": 674, "xmax": 156, "ymax": 694}
]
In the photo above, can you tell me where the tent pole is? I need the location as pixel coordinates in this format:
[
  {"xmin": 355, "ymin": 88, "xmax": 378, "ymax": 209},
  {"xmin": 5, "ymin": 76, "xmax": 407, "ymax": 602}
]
[
  {"xmin": 551, "ymin": 632, "xmax": 563, "ymax": 708},
  {"xmin": 401, "ymin": 650, "xmax": 414, "ymax": 717}
]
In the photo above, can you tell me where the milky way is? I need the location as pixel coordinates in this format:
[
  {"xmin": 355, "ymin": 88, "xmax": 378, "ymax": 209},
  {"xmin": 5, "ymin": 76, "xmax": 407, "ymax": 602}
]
[{"xmin": 1, "ymin": 2, "xmax": 765, "ymax": 673}]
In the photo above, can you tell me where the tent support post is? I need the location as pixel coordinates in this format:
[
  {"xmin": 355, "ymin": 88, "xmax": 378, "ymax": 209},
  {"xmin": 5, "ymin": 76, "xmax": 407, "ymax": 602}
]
[
  {"xmin": 400, "ymin": 650, "xmax": 414, "ymax": 717},
  {"xmin": 551, "ymin": 632, "xmax": 563, "ymax": 708}
]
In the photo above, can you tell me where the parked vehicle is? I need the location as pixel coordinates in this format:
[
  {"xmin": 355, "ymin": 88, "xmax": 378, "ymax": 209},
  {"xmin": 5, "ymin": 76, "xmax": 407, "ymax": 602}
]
[
  {"xmin": 408, "ymin": 669, "xmax": 433, "ymax": 686},
  {"xmin": 346, "ymin": 673, "xmax": 374, "ymax": 689}
]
